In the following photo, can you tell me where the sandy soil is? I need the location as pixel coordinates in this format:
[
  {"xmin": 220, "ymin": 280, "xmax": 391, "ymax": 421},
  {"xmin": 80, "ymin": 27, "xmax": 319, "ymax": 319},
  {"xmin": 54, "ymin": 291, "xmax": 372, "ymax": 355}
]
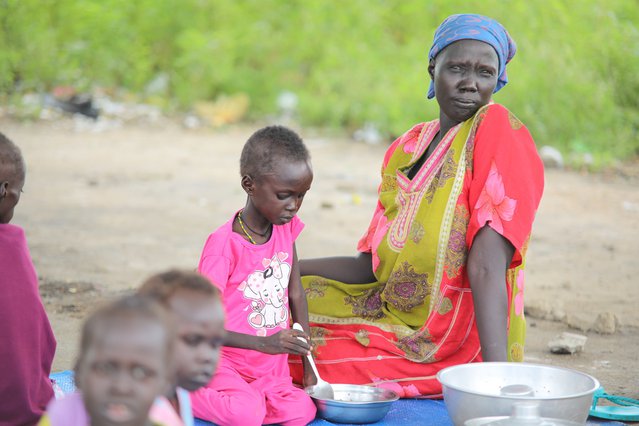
[{"xmin": 3, "ymin": 118, "xmax": 638, "ymax": 399}]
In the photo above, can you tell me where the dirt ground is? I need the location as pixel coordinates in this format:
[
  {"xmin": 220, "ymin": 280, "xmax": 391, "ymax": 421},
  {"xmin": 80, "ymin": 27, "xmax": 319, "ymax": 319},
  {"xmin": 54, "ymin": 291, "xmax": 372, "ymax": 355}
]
[{"xmin": 3, "ymin": 117, "xmax": 638, "ymax": 399}]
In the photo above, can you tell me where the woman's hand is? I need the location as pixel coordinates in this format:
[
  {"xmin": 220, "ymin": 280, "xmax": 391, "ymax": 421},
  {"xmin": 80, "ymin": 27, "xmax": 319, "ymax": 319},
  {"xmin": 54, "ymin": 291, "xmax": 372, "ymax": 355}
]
[{"xmin": 258, "ymin": 328, "xmax": 311, "ymax": 355}]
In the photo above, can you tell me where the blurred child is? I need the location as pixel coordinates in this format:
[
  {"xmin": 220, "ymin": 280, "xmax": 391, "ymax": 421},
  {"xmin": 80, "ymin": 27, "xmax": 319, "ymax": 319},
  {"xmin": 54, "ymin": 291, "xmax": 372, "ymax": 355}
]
[
  {"xmin": 0, "ymin": 132, "xmax": 57, "ymax": 425},
  {"xmin": 39, "ymin": 295, "xmax": 175, "ymax": 426},
  {"xmin": 138, "ymin": 269, "xmax": 225, "ymax": 426},
  {"xmin": 191, "ymin": 126, "xmax": 317, "ymax": 426}
]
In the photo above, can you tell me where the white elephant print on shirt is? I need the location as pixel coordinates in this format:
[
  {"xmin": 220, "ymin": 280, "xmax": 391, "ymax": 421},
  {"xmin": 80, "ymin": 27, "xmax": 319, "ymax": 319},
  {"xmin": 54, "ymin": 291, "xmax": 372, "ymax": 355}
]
[{"xmin": 238, "ymin": 252, "xmax": 291, "ymax": 335}]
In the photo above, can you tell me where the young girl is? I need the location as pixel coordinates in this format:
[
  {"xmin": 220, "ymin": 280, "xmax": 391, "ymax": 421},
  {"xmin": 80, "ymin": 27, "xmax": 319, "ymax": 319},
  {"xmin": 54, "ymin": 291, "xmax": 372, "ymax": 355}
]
[
  {"xmin": 138, "ymin": 270, "xmax": 226, "ymax": 426},
  {"xmin": 0, "ymin": 132, "xmax": 57, "ymax": 425},
  {"xmin": 39, "ymin": 295, "xmax": 174, "ymax": 426},
  {"xmin": 191, "ymin": 125, "xmax": 317, "ymax": 426}
]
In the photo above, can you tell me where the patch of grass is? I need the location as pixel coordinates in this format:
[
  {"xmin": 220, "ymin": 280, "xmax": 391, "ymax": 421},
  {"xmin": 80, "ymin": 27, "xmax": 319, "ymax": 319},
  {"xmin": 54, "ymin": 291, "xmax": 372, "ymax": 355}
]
[{"xmin": 1, "ymin": 0, "xmax": 637, "ymax": 162}]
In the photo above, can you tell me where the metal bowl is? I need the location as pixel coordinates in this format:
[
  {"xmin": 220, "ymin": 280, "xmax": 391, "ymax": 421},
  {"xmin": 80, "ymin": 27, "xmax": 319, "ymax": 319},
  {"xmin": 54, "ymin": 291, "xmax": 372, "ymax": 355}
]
[
  {"xmin": 464, "ymin": 401, "xmax": 585, "ymax": 425},
  {"xmin": 306, "ymin": 383, "xmax": 399, "ymax": 424},
  {"xmin": 437, "ymin": 362, "xmax": 599, "ymax": 426}
]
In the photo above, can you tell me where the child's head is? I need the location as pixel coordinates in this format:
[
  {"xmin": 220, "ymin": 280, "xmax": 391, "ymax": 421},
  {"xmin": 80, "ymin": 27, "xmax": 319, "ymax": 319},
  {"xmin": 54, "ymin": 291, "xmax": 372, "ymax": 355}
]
[
  {"xmin": 138, "ymin": 270, "xmax": 225, "ymax": 392},
  {"xmin": 74, "ymin": 295, "xmax": 174, "ymax": 426},
  {"xmin": 239, "ymin": 126, "xmax": 313, "ymax": 225},
  {"xmin": 0, "ymin": 132, "xmax": 25, "ymax": 224}
]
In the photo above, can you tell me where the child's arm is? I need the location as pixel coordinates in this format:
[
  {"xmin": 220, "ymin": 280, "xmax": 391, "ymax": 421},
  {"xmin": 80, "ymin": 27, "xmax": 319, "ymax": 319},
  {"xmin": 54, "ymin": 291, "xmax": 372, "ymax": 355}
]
[
  {"xmin": 289, "ymin": 245, "xmax": 311, "ymax": 337},
  {"xmin": 289, "ymin": 244, "xmax": 316, "ymax": 387},
  {"xmin": 223, "ymin": 328, "xmax": 310, "ymax": 355}
]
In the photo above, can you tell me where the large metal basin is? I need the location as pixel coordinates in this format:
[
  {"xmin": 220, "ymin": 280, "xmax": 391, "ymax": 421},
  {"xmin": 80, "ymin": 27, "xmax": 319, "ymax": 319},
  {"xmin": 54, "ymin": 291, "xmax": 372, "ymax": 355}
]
[
  {"xmin": 437, "ymin": 362, "xmax": 599, "ymax": 426},
  {"xmin": 306, "ymin": 383, "xmax": 399, "ymax": 424}
]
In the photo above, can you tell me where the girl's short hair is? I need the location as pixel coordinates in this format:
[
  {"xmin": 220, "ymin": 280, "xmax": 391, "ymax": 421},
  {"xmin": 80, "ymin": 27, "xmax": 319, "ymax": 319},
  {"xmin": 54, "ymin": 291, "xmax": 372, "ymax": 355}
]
[
  {"xmin": 74, "ymin": 295, "xmax": 175, "ymax": 371},
  {"xmin": 138, "ymin": 269, "xmax": 219, "ymax": 306},
  {"xmin": 240, "ymin": 125, "xmax": 309, "ymax": 179},
  {"xmin": 0, "ymin": 132, "xmax": 24, "ymax": 179}
]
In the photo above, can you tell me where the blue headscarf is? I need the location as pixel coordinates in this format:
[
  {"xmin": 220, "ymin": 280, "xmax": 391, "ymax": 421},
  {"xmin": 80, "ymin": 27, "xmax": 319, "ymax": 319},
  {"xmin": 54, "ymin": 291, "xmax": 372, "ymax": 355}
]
[{"xmin": 427, "ymin": 14, "xmax": 516, "ymax": 99}]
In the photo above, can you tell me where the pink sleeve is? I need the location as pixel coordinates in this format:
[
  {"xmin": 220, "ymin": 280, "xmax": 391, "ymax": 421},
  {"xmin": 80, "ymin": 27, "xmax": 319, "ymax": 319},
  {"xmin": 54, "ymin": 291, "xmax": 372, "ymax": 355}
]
[
  {"xmin": 198, "ymin": 254, "xmax": 231, "ymax": 293},
  {"xmin": 290, "ymin": 215, "xmax": 305, "ymax": 241},
  {"xmin": 466, "ymin": 105, "xmax": 545, "ymax": 267}
]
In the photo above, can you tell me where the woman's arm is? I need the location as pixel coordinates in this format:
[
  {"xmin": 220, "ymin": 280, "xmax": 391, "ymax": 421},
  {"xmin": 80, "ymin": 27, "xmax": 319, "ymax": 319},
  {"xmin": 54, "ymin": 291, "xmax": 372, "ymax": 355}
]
[
  {"xmin": 300, "ymin": 252, "xmax": 376, "ymax": 283},
  {"xmin": 467, "ymin": 225, "xmax": 515, "ymax": 362}
]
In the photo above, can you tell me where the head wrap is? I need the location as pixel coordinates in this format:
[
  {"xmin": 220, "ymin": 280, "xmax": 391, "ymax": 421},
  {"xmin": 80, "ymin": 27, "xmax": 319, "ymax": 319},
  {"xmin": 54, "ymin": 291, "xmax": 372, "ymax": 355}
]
[{"xmin": 427, "ymin": 14, "xmax": 516, "ymax": 99}]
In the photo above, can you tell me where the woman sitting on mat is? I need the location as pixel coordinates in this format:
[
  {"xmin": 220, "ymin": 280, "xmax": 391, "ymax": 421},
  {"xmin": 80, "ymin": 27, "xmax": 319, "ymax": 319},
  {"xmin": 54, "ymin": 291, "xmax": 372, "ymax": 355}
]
[{"xmin": 292, "ymin": 13, "xmax": 544, "ymax": 397}]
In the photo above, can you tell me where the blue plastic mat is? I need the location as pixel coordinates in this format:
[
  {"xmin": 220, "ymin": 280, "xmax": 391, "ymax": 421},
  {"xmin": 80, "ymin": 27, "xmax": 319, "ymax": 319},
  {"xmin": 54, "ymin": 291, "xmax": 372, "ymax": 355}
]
[
  {"xmin": 192, "ymin": 399, "xmax": 452, "ymax": 426},
  {"xmin": 192, "ymin": 397, "xmax": 627, "ymax": 426},
  {"xmin": 50, "ymin": 370, "xmax": 77, "ymax": 395},
  {"xmin": 50, "ymin": 371, "xmax": 627, "ymax": 425}
]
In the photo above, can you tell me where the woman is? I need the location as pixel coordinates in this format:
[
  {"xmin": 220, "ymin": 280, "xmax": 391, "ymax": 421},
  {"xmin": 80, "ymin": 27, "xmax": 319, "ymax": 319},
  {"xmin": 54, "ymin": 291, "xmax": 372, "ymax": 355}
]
[{"xmin": 291, "ymin": 14, "xmax": 544, "ymax": 397}]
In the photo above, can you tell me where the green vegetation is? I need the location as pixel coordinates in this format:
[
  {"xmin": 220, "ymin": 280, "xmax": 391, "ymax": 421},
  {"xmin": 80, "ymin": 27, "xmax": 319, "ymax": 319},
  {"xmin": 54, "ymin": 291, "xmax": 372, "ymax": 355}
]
[{"xmin": 1, "ymin": 0, "xmax": 638, "ymax": 161}]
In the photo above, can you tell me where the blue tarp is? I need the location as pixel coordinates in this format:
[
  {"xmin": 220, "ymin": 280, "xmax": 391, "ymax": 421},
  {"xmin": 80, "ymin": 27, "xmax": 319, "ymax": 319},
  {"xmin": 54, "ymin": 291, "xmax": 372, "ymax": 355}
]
[{"xmin": 50, "ymin": 371, "xmax": 626, "ymax": 426}]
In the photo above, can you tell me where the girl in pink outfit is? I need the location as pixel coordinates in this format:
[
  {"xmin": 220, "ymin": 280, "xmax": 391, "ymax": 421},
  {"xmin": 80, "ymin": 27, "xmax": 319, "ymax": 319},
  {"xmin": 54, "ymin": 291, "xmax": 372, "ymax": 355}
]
[{"xmin": 192, "ymin": 126, "xmax": 317, "ymax": 426}]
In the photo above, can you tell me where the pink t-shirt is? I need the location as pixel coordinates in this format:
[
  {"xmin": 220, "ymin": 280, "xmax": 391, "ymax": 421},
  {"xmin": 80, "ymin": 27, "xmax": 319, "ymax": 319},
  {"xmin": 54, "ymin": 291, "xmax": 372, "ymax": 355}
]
[{"xmin": 198, "ymin": 213, "xmax": 304, "ymax": 379}]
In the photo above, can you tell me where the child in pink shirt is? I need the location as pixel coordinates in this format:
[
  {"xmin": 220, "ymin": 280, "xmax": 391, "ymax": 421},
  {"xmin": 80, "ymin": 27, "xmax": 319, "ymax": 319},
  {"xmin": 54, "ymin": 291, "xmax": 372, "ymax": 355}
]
[{"xmin": 192, "ymin": 126, "xmax": 316, "ymax": 426}]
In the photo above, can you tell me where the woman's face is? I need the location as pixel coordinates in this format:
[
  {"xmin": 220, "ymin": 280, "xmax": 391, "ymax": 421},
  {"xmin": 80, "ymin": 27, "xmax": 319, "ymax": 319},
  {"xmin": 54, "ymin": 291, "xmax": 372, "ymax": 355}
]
[{"xmin": 430, "ymin": 39, "xmax": 499, "ymax": 127}]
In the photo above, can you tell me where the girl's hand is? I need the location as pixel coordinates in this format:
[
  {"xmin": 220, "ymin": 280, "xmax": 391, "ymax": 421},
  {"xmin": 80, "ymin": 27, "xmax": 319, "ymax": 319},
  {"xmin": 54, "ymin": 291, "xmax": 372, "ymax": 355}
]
[{"xmin": 260, "ymin": 329, "xmax": 311, "ymax": 355}]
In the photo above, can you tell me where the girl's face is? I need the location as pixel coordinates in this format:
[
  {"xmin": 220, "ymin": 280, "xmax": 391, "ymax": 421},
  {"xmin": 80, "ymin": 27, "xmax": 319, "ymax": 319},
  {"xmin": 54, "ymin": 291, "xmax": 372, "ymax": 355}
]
[
  {"xmin": 429, "ymin": 39, "xmax": 499, "ymax": 128},
  {"xmin": 76, "ymin": 318, "xmax": 169, "ymax": 426},
  {"xmin": 168, "ymin": 289, "xmax": 226, "ymax": 391},
  {"xmin": 244, "ymin": 159, "xmax": 313, "ymax": 226}
]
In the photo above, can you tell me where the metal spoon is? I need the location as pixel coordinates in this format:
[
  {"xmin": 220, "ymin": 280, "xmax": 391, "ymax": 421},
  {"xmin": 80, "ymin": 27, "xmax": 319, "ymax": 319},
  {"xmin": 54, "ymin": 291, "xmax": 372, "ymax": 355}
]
[{"xmin": 293, "ymin": 322, "xmax": 335, "ymax": 400}]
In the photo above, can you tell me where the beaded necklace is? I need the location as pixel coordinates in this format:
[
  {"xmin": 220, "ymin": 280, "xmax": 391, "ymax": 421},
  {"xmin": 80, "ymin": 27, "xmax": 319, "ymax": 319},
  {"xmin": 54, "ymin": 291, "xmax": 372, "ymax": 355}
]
[
  {"xmin": 236, "ymin": 211, "xmax": 257, "ymax": 244},
  {"xmin": 240, "ymin": 211, "xmax": 271, "ymax": 237},
  {"xmin": 237, "ymin": 210, "xmax": 272, "ymax": 245}
]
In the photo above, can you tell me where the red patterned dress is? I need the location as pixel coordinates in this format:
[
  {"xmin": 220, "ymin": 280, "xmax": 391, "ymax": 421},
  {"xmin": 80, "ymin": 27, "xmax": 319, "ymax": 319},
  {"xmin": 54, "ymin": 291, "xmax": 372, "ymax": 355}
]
[{"xmin": 291, "ymin": 104, "xmax": 544, "ymax": 397}]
